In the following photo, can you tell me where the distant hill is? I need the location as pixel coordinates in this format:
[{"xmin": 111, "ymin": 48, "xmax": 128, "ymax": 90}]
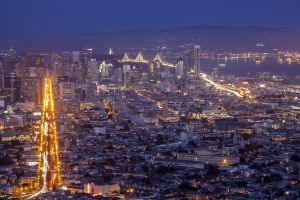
[{"xmin": 0, "ymin": 25, "xmax": 299, "ymax": 53}]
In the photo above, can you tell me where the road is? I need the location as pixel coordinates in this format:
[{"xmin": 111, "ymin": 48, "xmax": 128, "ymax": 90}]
[{"xmin": 200, "ymin": 73, "xmax": 243, "ymax": 98}]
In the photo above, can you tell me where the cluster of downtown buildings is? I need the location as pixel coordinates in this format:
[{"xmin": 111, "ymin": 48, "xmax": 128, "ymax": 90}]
[{"xmin": 0, "ymin": 45, "xmax": 300, "ymax": 199}]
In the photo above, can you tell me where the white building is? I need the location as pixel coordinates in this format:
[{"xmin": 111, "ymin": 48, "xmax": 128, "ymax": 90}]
[
  {"xmin": 176, "ymin": 59, "xmax": 184, "ymax": 77},
  {"xmin": 99, "ymin": 61, "xmax": 113, "ymax": 78},
  {"xmin": 84, "ymin": 182, "xmax": 120, "ymax": 196}
]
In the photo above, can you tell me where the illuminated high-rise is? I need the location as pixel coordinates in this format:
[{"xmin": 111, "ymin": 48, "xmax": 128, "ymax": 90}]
[
  {"xmin": 99, "ymin": 61, "xmax": 113, "ymax": 79},
  {"xmin": 193, "ymin": 45, "xmax": 200, "ymax": 76},
  {"xmin": 3, "ymin": 73, "xmax": 21, "ymax": 104},
  {"xmin": 87, "ymin": 59, "xmax": 99, "ymax": 83},
  {"xmin": 176, "ymin": 58, "xmax": 184, "ymax": 77},
  {"xmin": 123, "ymin": 65, "xmax": 131, "ymax": 88},
  {"xmin": 82, "ymin": 48, "xmax": 93, "ymax": 82}
]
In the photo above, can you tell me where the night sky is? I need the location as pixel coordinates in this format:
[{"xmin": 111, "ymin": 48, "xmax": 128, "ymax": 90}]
[{"xmin": 1, "ymin": 0, "xmax": 300, "ymax": 38}]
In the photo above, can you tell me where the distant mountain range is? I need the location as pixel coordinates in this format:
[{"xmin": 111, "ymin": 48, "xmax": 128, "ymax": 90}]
[{"xmin": 1, "ymin": 25, "xmax": 299, "ymax": 53}]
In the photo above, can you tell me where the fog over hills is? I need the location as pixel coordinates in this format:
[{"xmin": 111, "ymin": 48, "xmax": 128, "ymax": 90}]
[{"xmin": 1, "ymin": 25, "xmax": 299, "ymax": 53}]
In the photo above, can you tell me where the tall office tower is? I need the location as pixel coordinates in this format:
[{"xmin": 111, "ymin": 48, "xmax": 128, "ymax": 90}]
[
  {"xmin": 99, "ymin": 61, "xmax": 112, "ymax": 78},
  {"xmin": 34, "ymin": 53, "xmax": 46, "ymax": 68},
  {"xmin": 87, "ymin": 59, "xmax": 99, "ymax": 83},
  {"xmin": 72, "ymin": 51, "xmax": 80, "ymax": 63},
  {"xmin": 20, "ymin": 52, "xmax": 45, "ymax": 70},
  {"xmin": 193, "ymin": 45, "xmax": 200, "ymax": 76},
  {"xmin": 176, "ymin": 58, "xmax": 184, "ymax": 77},
  {"xmin": 14, "ymin": 63, "xmax": 21, "ymax": 77},
  {"xmin": 113, "ymin": 68, "xmax": 124, "ymax": 83},
  {"xmin": 2, "ymin": 46, "xmax": 17, "ymax": 74},
  {"xmin": 82, "ymin": 48, "xmax": 93, "ymax": 82},
  {"xmin": 20, "ymin": 53, "xmax": 31, "ymax": 77},
  {"xmin": 130, "ymin": 66, "xmax": 140, "ymax": 84},
  {"xmin": 67, "ymin": 62, "xmax": 77, "ymax": 82},
  {"xmin": 183, "ymin": 52, "xmax": 193, "ymax": 74},
  {"xmin": 62, "ymin": 52, "xmax": 72, "ymax": 63},
  {"xmin": 21, "ymin": 77, "xmax": 42, "ymax": 104},
  {"xmin": 0, "ymin": 62, "xmax": 4, "ymax": 90},
  {"xmin": 123, "ymin": 64, "xmax": 131, "ymax": 75},
  {"xmin": 61, "ymin": 52, "xmax": 76, "ymax": 79},
  {"xmin": 3, "ymin": 73, "xmax": 21, "ymax": 104},
  {"xmin": 71, "ymin": 62, "xmax": 83, "ymax": 83},
  {"xmin": 18, "ymin": 53, "xmax": 43, "ymax": 104},
  {"xmin": 51, "ymin": 53, "xmax": 63, "ymax": 86},
  {"xmin": 83, "ymin": 83, "xmax": 98, "ymax": 102},
  {"xmin": 62, "ymin": 62, "xmax": 73, "ymax": 78},
  {"xmin": 123, "ymin": 65, "xmax": 131, "ymax": 88}
]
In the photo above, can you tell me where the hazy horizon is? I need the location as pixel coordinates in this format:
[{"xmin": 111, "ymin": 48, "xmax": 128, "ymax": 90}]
[{"xmin": 1, "ymin": 0, "xmax": 300, "ymax": 38}]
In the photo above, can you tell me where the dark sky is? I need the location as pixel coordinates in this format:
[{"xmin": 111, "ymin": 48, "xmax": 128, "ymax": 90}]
[{"xmin": 1, "ymin": 0, "xmax": 300, "ymax": 38}]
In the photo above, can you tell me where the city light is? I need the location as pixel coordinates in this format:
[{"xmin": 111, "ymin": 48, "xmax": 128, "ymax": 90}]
[
  {"xmin": 200, "ymin": 73, "xmax": 243, "ymax": 98},
  {"xmin": 1, "ymin": 2, "xmax": 300, "ymax": 199},
  {"xmin": 14, "ymin": 77, "xmax": 62, "ymax": 199}
]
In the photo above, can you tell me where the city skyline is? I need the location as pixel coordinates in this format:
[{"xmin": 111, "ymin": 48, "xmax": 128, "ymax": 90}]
[{"xmin": 1, "ymin": 1, "xmax": 300, "ymax": 199}]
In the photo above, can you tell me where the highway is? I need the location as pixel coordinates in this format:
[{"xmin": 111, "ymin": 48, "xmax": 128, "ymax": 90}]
[{"xmin": 199, "ymin": 73, "xmax": 243, "ymax": 98}]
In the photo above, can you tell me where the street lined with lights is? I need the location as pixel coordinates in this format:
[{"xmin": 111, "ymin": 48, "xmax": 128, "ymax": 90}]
[
  {"xmin": 200, "ymin": 73, "xmax": 244, "ymax": 98},
  {"xmin": 14, "ymin": 77, "xmax": 63, "ymax": 199}
]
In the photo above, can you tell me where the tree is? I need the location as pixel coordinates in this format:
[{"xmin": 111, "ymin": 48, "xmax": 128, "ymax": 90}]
[
  {"xmin": 205, "ymin": 164, "xmax": 219, "ymax": 176},
  {"xmin": 142, "ymin": 165, "xmax": 149, "ymax": 173},
  {"xmin": 188, "ymin": 141, "xmax": 197, "ymax": 147},
  {"xmin": 290, "ymin": 154, "xmax": 300, "ymax": 162},
  {"xmin": 178, "ymin": 181, "xmax": 192, "ymax": 191},
  {"xmin": 156, "ymin": 134, "xmax": 166, "ymax": 145},
  {"xmin": 102, "ymin": 173, "xmax": 114, "ymax": 183},
  {"xmin": 0, "ymin": 155, "xmax": 15, "ymax": 166}
]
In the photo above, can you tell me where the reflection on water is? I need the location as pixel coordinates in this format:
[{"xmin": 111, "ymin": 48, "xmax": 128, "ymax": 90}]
[{"xmin": 201, "ymin": 60, "xmax": 300, "ymax": 77}]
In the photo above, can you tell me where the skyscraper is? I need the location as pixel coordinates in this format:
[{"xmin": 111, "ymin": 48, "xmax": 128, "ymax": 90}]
[
  {"xmin": 2, "ymin": 46, "xmax": 17, "ymax": 75},
  {"xmin": 176, "ymin": 58, "xmax": 184, "ymax": 77},
  {"xmin": 99, "ymin": 61, "xmax": 112, "ymax": 78},
  {"xmin": 82, "ymin": 48, "xmax": 93, "ymax": 82},
  {"xmin": 72, "ymin": 51, "xmax": 80, "ymax": 63},
  {"xmin": 62, "ymin": 51, "xmax": 72, "ymax": 63},
  {"xmin": 87, "ymin": 59, "xmax": 99, "ymax": 83},
  {"xmin": 113, "ymin": 68, "xmax": 123, "ymax": 83},
  {"xmin": 21, "ymin": 77, "xmax": 42, "ymax": 104},
  {"xmin": 123, "ymin": 65, "xmax": 131, "ymax": 88},
  {"xmin": 3, "ymin": 73, "xmax": 21, "ymax": 104},
  {"xmin": 0, "ymin": 62, "xmax": 4, "ymax": 90},
  {"xmin": 193, "ymin": 45, "xmax": 200, "ymax": 76},
  {"xmin": 51, "ymin": 53, "xmax": 62, "ymax": 86}
]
